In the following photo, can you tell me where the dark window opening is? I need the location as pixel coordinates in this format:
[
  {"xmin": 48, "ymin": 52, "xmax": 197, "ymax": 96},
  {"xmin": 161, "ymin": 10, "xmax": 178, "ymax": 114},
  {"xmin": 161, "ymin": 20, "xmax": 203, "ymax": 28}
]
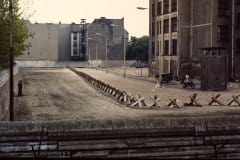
[
  {"xmin": 236, "ymin": 38, "xmax": 240, "ymax": 54},
  {"xmin": 218, "ymin": 0, "xmax": 230, "ymax": 17},
  {"xmin": 217, "ymin": 25, "xmax": 229, "ymax": 41},
  {"xmin": 163, "ymin": 0, "xmax": 169, "ymax": 14},
  {"xmin": 73, "ymin": 50, "xmax": 78, "ymax": 55},
  {"xmin": 164, "ymin": 40, "xmax": 169, "ymax": 56},
  {"xmin": 152, "ymin": 42, "xmax": 155, "ymax": 57},
  {"xmin": 163, "ymin": 19, "xmax": 169, "ymax": 33},
  {"xmin": 73, "ymin": 42, "xmax": 77, "ymax": 48},
  {"xmin": 152, "ymin": 3, "xmax": 155, "ymax": 18},
  {"xmin": 157, "ymin": 1, "xmax": 162, "ymax": 16},
  {"xmin": 171, "ymin": 17, "xmax": 177, "ymax": 32},
  {"xmin": 156, "ymin": 41, "xmax": 159, "ymax": 56},
  {"xmin": 152, "ymin": 22, "xmax": 155, "ymax": 36},
  {"xmin": 171, "ymin": 0, "xmax": 177, "ymax": 12},
  {"xmin": 236, "ymin": 13, "xmax": 240, "ymax": 30},
  {"xmin": 171, "ymin": 39, "xmax": 177, "ymax": 56}
]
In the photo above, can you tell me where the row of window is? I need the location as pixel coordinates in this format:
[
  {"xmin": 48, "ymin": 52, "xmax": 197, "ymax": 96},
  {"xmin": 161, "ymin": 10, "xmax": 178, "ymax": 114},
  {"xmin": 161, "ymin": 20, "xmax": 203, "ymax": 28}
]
[
  {"xmin": 153, "ymin": 17, "xmax": 177, "ymax": 36},
  {"xmin": 156, "ymin": 39, "xmax": 178, "ymax": 56},
  {"xmin": 152, "ymin": 0, "xmax": 177, "ymax": 18}
]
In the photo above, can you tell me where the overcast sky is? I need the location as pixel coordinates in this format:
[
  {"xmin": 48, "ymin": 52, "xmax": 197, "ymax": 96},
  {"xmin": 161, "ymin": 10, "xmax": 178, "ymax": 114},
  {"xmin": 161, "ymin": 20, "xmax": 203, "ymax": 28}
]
[{"xmin": 20, "ymin": 0, "xmax": 149, "ymax": 37}]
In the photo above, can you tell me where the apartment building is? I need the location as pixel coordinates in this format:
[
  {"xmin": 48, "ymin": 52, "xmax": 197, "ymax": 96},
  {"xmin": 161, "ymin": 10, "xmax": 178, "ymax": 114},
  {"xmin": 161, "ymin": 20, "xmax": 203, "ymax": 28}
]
[{"xmin": 149, "ymin": 0, "xmax": 240, "ymax": 80}]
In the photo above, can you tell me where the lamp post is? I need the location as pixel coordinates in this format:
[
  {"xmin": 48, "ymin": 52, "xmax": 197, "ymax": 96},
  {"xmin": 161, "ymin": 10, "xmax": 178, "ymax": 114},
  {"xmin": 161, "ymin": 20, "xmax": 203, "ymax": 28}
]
[
  {"xmin": 9, "ymin": 0, "xmax": 14, "ymax": 121},
  {"xmin": 95, "ymin": 42, "xmax": 98, "ymax": 69},
  {"xmin": 87, "ymin": 38, "xmax": 94, "ymax": 68},
  {"xmin": 122, "ymin": 35, "xmax": 128, "ymax": 77}
]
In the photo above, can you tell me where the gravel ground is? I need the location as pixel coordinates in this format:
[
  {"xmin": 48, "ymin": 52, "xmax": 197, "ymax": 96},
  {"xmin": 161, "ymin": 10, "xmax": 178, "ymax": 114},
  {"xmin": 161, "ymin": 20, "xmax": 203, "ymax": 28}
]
[
  {"xmin": 16, "ymin": 68, "xmax": 147, "ymax": 121},
  {"xmin": 15, "ymin": 68, "xmax": 240, "ymax": 121}
]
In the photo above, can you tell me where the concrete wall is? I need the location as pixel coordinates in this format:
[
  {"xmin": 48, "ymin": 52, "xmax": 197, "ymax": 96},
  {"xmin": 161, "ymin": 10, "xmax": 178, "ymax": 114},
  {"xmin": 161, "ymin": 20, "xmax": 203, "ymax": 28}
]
[
  {"xmin": 16, "ymin": 61, "xmax": 88, "ymax": 68},
  {"xmin": 0, "ymin": 66, "xmax": 21, "ymax": 121},
  {"xmin": 58, "ymin": 24, "xmax": 72, "ymax": 61},
  {"xmin": 89, "ymin": 60, "xmax": 136, "ymax": 68},
  {"xmin": 17, "ymin": 23, "xmax": 59, "ymax": 61}
]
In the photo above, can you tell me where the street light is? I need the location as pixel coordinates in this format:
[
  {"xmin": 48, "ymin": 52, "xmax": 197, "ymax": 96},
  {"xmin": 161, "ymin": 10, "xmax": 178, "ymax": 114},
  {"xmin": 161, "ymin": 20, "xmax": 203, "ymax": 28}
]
[
  {"xmin": 137, "ymin": 6, "xmax": 148, "ymax": 10},
  {"xmin": 87, "ymin": 38, "xmax": 94, "ymax": 68},
  {"xmin": 122, "ymin": 35, "xmax": 128, "ymax": 77}
]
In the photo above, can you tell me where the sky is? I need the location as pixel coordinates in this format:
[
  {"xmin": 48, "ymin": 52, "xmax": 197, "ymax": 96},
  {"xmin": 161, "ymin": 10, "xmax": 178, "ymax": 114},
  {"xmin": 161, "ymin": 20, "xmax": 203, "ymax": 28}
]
[{"xmin": 20, "ymin": 0, "xmax": 149, "ymax": 37}]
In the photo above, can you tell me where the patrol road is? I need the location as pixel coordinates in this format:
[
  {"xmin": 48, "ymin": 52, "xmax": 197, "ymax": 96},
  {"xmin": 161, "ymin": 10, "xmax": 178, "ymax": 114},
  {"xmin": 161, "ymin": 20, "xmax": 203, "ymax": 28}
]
[
  {"xmin": 16, "ymin": 68, "xmax": 240, "ymax": 121},
  {"xmin": 16, "ymin": 68, "xmax": 143, "ymax": 121}
]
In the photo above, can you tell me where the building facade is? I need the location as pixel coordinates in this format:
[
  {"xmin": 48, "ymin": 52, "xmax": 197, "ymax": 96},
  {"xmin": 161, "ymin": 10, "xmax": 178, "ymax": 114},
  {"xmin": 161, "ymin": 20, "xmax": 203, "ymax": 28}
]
[
  {"xmin": 17, "ymin": 17, "xmax": 128, "ymax": 64},
  {"xmin": 88, "ymin": 17, "xmax": 128, "ymax": 61},
  {"xmin": 149, "ymin": 0, "xmax": 240, "ymax": 80}
]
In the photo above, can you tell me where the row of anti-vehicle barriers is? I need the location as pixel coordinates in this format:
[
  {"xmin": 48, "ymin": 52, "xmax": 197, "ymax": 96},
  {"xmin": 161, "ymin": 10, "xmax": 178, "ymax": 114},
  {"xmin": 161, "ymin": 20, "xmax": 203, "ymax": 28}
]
[{"xmin": 69, "ymin": 68, "xmax": 240, "ymax": 109}]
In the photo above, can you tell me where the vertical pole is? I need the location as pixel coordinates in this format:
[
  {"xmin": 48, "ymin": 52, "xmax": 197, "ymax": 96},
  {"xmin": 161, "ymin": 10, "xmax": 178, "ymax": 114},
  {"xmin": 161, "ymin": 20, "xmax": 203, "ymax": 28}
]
[
  {"xmin": 9, "ymin": 0, "xmax": 14, "ymax": 121},
  {"xmin": 232, "ymin": 0, "xmax": 235, "ymax": 79},
  {"xmin": 96, "ymin": 43, "xmax": 98, "ymax": 69},
  {"xmin": 105, "ymin": 38, "xmax": 108, "ymax": 74},
  {"xmin": 123, "ymin": 35, "xmax": 126, "ymax": 77},
  {"xmin": 88, "ymin": 44, "xmax": 91, "ymax": 68}
]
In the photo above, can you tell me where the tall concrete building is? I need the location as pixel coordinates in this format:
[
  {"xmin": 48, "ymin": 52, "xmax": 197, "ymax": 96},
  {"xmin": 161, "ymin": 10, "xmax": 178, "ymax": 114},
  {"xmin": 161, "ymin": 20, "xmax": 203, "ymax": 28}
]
[{"xmin": 149, "ymin": 0, "xmax": 240, "ymax": 80}]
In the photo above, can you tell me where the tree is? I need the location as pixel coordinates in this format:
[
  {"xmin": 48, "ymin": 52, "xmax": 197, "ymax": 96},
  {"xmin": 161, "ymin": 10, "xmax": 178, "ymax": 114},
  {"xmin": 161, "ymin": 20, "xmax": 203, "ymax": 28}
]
[
  {"xmin": 126, "ymin": 36, "xmax": 149, "ymax": 62},
  {"xmin": 0, "ymin": 0, "xmax": 32, "ymax": 69}
]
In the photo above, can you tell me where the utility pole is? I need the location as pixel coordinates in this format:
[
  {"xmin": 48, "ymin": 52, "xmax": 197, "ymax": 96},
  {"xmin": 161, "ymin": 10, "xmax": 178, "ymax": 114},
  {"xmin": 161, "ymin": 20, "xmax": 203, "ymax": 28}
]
[
  {"xmin": 95, "ymin": 43, "xmax": 98, "ymax": 69},
  {"xmin": 9, "ymin": 0, "xmax": 14, "ymax": 121},
  {"xmin": 105, "ymin": 38, "xmax": 108, "ymax": 74},
  {"xmin": 123, "ymin": 35, "xmax": 126, "ymax": 77}
]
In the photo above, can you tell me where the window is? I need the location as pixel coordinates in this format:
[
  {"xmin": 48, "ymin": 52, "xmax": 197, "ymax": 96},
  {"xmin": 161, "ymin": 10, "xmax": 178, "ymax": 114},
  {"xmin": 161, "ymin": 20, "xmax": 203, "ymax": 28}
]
[
  {"xmin": 218, "ymin": 0, "xmax": 229, "ymax": 17},
  {"xmin": 163, "ymin": 0, "xmax": 169, "ymax": 14},
  {"xmin": 152, "ymin": 22, "xmax": 155, "ymax": 36},
  {"xmin": 73, "ymin": 33, "xmax": 77, "ymax": 40},
  {"xmin": 152, "ymin": 3, "xmax": 155, "ymax": 18},
  {"xmin": 236, "ymin": 13, "xmax": 240, "ymax": 30},
  {"xmin": 159, "ymin": 21, "xmax": 162, "ymax": 34},
  {"xmin": 73, "ymin": 49, "xmax": 78, "ymax": 55},
  {"xmin": 163, "ymin": 19, "xmax": 169, "ymax": 33},
  {"xmin": 157, "ymin": 21, "xmax": 161, "ymax": 35},
  {"xmin": 171, "ymin": 0, "xmax": 177, "ymax": 12},
  {"xmin": 152, "ymin": 42, "xmax": 155, "ymax": 57},
  {"xmin": 171, "ymin": 39, "xmax": 177, "ymax": 55},
  {"xmin": 171, "ymin": 17, "xmax": 177, "ymax": 32},
  {"xmin": 236, "ymin": 38, "xmax": 240, "ymax": 54},
  {"xmin": 217, "ymin": 25, "xmax": 229, "ymax": 41},
  {"xmin": 156, "ymin": 41, "xmax": 159, "ymax": 56},
  {"xmin": 164, "ymin": 40, "xmax": 169, "ymax": 56},
  {"xmin": 73, "ymin": 42, "xmax": 77, "ymax": 48},
  {"xmin": 236, "ymin": 0, "xmax": 240, "ymax": 5},
  {"xmin": 157, "ymin": 1, "xmax": 162, "ymax": 16}
]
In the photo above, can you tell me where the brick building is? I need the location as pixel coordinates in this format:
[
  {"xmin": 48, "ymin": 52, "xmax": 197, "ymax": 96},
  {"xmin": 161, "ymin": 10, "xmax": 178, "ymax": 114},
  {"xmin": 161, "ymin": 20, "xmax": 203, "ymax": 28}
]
[{"xmin": 149, "ymin": 0, "xmax": 240, "ymax": 80}]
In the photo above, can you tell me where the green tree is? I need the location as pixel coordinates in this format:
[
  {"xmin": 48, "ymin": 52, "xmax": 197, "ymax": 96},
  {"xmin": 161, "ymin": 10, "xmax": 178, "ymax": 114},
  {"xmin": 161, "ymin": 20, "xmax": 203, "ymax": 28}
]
[
  {"xmin": 0, "ymin": 0, "xmax": 32, "ymax": 69},
  {"xmin": 126, "ymin": 36, "xmax": 149, "ymax": 62}
]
